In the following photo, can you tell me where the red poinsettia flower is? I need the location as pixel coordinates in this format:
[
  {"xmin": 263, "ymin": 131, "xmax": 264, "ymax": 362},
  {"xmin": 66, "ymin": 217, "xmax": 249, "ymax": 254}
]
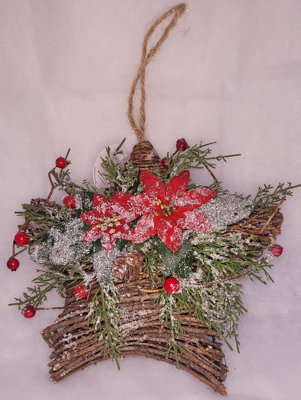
[
  {"xmin": 80, "ymin": 192, "xmax": 141, "ymax": 251},
  {"xmin": 131, "ymin": 170, "xmax": 215, "ymax": 252}
]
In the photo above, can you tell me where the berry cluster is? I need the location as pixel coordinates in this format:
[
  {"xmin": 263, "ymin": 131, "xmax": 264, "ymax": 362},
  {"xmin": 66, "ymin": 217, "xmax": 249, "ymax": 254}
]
[
  {"xmin": 6, "ymin": 153, "xmax": 74, "ymax": 318},
  {"xmin": 161, "ymin": 138, "xmax": 189, "ymax": 170}
]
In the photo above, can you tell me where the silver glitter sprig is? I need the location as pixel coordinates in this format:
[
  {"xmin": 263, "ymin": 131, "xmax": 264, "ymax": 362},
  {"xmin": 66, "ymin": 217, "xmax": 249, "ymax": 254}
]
[
  {"xmin": 31, "ymin": 219, "xmax": 91, "ymax": 266},
  {"xmin": 200, "ymin": 193, "xmax": 254, "ymax": 231},
  {"xmin": 93, "ymin": 248, "xmax": 121, "ymax": 287}
]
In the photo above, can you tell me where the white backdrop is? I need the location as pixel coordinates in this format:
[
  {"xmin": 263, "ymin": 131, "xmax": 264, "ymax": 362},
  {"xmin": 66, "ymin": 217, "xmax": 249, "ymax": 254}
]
[{"xmin": 1, "ymin": 1, "xmax": 301, "ymax": 399}]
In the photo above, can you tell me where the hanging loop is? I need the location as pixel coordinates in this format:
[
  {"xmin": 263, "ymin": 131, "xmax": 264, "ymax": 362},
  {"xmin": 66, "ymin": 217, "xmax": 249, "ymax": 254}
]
[{"xmin": 128, "ymin": 3, "xmax": 186, "ymax": 142}]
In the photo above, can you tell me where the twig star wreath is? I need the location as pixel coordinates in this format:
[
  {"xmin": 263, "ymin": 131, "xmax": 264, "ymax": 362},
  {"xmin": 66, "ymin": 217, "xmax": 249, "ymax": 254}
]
[{"xmin": 7, "ymin": 3, "xmax": 300, "ymax": 396}]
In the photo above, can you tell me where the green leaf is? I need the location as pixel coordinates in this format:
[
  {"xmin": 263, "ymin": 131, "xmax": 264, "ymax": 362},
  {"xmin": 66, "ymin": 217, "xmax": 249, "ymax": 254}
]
[
  {"xmin": 115, "ymin": 239, "xmax": 127, "ymax": 252},
  {"xmin": 92, "ymin": 239, "xmax": 103, "ymax": 253},
  {"xmin": 154, "ymin": 238, "xmax": 194, "ymax": 278}
]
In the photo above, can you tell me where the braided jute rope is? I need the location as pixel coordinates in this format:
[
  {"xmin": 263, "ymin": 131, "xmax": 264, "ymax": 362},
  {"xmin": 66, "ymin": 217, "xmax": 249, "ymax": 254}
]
[{"xmin": 128, "ymin": 3, "xmax": 186, "ymax": 141}]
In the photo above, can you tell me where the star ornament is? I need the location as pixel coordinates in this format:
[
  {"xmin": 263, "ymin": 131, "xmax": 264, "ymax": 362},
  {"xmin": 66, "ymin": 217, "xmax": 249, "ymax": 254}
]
[
  {"xmin": 80, "ymin": 192, "xmax": 140, "ymax": 251},
  {"xmin": 132, "ymin": 170, "xmax": 216, "ymax": 252}
]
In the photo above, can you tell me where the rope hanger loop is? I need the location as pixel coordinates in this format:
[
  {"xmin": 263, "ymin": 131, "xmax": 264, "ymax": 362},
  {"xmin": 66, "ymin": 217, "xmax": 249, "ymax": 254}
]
[{"xmin": 128, "ymin": 3, "xmax": 187, "ymax": 142}]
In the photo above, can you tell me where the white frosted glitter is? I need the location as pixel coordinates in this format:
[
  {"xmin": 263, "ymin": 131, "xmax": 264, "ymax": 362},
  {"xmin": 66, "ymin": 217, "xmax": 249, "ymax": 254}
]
[
  {"xmin": 31, "ymin": 219, "xmax": 92, "ymax": 266},
  {"xmin": 200, "ymin": 193, "xmax": 254, "ymax": 230},
  {"xmin": 93, "ymin": 248, "xmax": 121, "ymax": 286}
]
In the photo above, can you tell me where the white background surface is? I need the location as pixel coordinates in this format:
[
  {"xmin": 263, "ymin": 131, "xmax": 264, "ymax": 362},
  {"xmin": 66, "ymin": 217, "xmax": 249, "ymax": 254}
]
[{"xmin": 1, "ymin": 1, "xmax": 301, "ymax": 399}]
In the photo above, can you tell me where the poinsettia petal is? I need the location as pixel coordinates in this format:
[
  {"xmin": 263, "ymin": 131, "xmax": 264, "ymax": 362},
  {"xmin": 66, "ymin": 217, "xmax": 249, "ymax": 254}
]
[
  {"xmin": 110, "ymin": 192, "xmax": 153, "ymax": 222},
  {"xmin": 93, "ymin": 194, "xmax": 109, "ymax": 215},
  {"xmin": 109, "ymin": 192, "xmax": 136, "ymax": 221},
  {"xmin": 84, "ymin": 226, "xmax": 103, "ymax": 243},
  {"xmin": 80, "ymin": 210, "xmax": 101, "ymax": 226},
  {"xmin": 101, "ymin": 233, "xmax": 116, "ymax": 252},
  {"xmin": 180, "ymin": 209, "xmax": 212, "ymax": 232},
  {"xmin": 174, "ymin": 187, "xmax": 215, "ymax": 211},
  {"xmin": 119, "ymin": 227, "xmax": 133, "ymax": 241},
  {"xmin": 195, "ymin": 187, "xmax": 216, "ymax": 203},
  {"xmin": 131, "ymin": 214, "xmax": 156, "ymax": 243},
  {"xmin": 93, "ymin": 193, "xmax": 107, "ymax": 207},
  {"xmin": 109, "ymin": 192, "xmax": 129, "ymax": 205},
  {"xmin": 140, "ymin": 171, "xmax": 165, "ymax": 199},
  {"xmin": 156, "ymin": 218, "xmax": 183, "ymax": 253},
  {"xmin": 166, "ymin": 170, "xmax": 190, "ymax": 202},
  {"xmin": 127, "ymin": 193, "xmax": 157, "ymax": 215},
  {"xmin": 170, "ymin": 208, "xmax": 186, "ymax": 224}
]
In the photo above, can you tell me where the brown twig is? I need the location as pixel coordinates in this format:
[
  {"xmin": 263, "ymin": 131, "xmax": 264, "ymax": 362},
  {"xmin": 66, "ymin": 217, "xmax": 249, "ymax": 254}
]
[
  {"xmin": 47, "ymin": 169, "xmax": 60, "ymax": 201},
  {"xmin": 259, "ymin": 198, "xmax": 285, "ymax": 234},
  {"xmin": 195, "ymin": 269, "xmax": 253, "ymax": 288},
  {"xmin": 138, "ymin": 287, "xmax": 162, "ymax": 294},
  {"xmin": 204, "ymin": 164, "xmax": 219, "ymax": 183}
]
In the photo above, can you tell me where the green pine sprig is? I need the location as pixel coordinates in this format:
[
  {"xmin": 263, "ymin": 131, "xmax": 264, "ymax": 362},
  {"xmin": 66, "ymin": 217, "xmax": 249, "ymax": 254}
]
[
  {"xmin": 175, "ymin": 283, "xmax": 246, "ymax": 352},
  {"xmin": 254, "ymin": 182, "xmax": 301, "ymax": 210},
  {"xmin": 157, "ymin": 292, "xmax": 184, "ymax": 364},
  {"xmin": 87, "ymin": 284, "xmax": 121, "ymax": 368},
  {"xmin": 191, "ymin": 232, "xmax": 272, "ymax": 284},
  {"xmin": 15, "ymin": 203, "xmax": 73, "ymax": 242},
  {"xmin": 159, "ymin": 141, "xmax": 240, "ymax": 182},
  {"xmin": 9, "ymin": 264, "xmax": 85, "ymax": 309},
  {"xmin": 99, "ymin": 139, "xmax": 142, "ymax": 197}
]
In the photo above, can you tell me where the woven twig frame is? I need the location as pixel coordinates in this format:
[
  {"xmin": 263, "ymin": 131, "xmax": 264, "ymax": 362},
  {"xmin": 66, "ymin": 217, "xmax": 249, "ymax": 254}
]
[{"xmin": 39, "ymin": 141, "xmax": 284, "ymax": 396}]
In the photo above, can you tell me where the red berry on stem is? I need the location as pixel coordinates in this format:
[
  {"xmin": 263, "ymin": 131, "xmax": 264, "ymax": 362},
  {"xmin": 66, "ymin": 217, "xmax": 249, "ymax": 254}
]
[
  {"xmin": 22, "ymin": 305, "xmax": 36, "ymax": 318},
  {"xmin": 56, "ymin": 157, "xmax": 67, "ymax": 169},
  {"xmin": 269, "ymin": 244, "xmax": 283, "ymax": 257},
  {"xmin": 161, "ymin": 157, "xmax": 168, "ymax": 169},
  {"xmin": 73, "ymin": 285, "xmax": 89, "ymax": 299},
  {"xmin": 164, "ymin": 277, "xmax": 180, "ymax": 294},
  {"xmin": 14, "ymin": 232, "xmax": 28, "ymax": 246},
  {"xmin": 176, "ymin": 138, "xmax": 189, "ymax": 151},
  {"xmin": 7, "ymin": 258, "xmax": 20, "ymax": 271},
  {"xmin": 63, "ymin": 195, "xmax": 76, "ymax": 209}
]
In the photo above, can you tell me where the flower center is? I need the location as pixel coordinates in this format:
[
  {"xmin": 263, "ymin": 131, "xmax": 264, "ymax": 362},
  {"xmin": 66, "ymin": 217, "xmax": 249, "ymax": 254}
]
[
  {"xmin": 156, "ymin": 199, "xmax": 175, "ymax": 216},
  {"xmin": 96, "ymin": 214, "xmax": 122, "ymax": 234}
]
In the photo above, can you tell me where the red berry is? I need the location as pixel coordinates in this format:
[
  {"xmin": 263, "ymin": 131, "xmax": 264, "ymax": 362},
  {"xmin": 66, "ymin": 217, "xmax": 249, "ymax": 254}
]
[
  {"xmin": 22, "ymin": 305, "xmax": 36, "ymax": 318},
  {"xmin": 63, "ymin": 195, "xmax": 76, "ymax": 209},
  {"xmin": 161, "ymin": 157, "xmax": 169, "ymax": 169},
  {"xmin": 176, "ymin": 138, "xmax": 189, "ymax": 151},
  {"xmin": 269, "ymin": 244, "xmax": 283, "ymax": 258},
  {"xmin": 73, "ymin": 285, "xmax": 89, "ymax": 299},
  {"xmin": 164, "ymin": 277, "xmax": 180, "ymax": 294},
  {"xmin": 7, "ymin": 258, "xmax": 20, "ymax": 271},
  {"xmin": 14, "ymin": 232, "xmax": 28, "ymax": 246},
  {"xmin": 56, "ymin": 157, "xmax": 67, "ymax": 169}
]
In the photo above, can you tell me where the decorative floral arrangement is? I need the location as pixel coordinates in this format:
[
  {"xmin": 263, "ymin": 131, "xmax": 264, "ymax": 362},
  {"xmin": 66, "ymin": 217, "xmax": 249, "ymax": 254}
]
[
  {"xmin": 6, "ymin": 3, "xmax": 300, "ymax": 396},
  {"xmin": 7, "ymin": 137, "xmax": 298, "ymax": 394}
]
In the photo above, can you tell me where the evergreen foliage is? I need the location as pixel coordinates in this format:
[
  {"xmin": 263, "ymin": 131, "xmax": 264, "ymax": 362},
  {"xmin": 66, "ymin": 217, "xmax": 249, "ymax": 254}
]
[{"xmin": 9, "ymin": 139, "xmax": 299, "ymax": 364}]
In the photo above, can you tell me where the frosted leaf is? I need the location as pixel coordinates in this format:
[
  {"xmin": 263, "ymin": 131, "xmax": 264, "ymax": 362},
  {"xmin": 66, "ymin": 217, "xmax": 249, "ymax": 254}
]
[
  {"xmin": 93, "ymin": 248, "xmax": 121, "ymax": 286},
  {"xmin": 31, "ymin": 219, "xmax": 91, "ymax": 266},
  {"xmin": 200, "ymin": 193, "xmax": 254, "ymax": 231}
]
